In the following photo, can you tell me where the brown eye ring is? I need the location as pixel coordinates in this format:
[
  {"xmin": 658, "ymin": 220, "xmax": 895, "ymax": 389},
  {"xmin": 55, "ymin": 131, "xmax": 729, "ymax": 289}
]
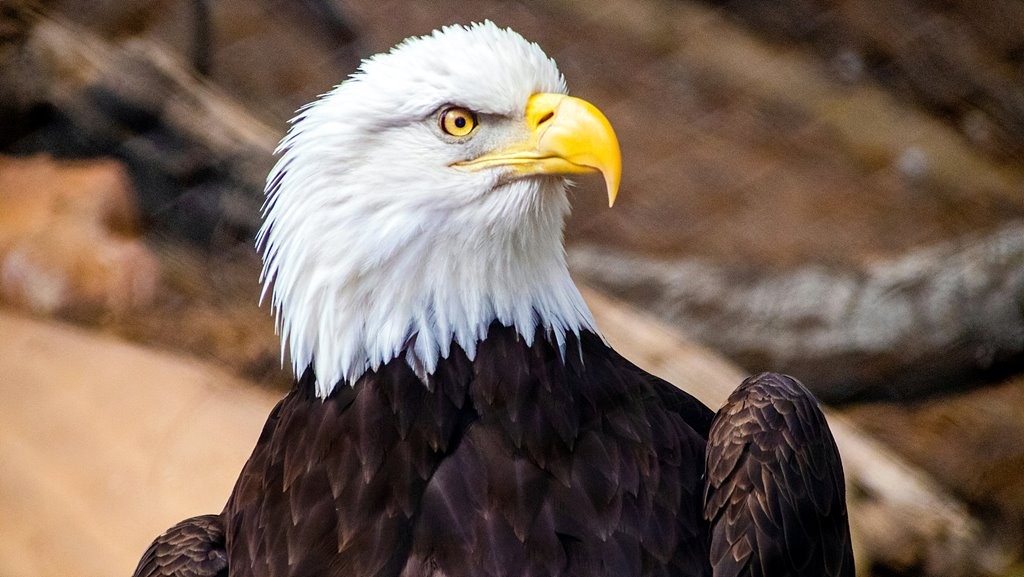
[{"xmin": 439, "ymin": 107, "xmax": 478, "ymax": 137}]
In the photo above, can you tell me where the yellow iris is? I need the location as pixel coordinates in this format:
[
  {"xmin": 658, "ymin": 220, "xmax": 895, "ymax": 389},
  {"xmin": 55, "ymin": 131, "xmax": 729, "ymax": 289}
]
[{"xmin": 440, "ymin": 107, "xmax": 478, "ymax": 136}]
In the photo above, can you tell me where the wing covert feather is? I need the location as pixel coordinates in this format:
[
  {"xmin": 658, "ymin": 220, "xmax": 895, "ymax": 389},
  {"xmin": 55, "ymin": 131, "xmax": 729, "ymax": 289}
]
[
  {"xmin": 704, "ymin": 373, "xmax": 855, "ymax": 577},
  {"xmin": 132, "ymin": 514, "xmax": 228, "ymax": 577}
]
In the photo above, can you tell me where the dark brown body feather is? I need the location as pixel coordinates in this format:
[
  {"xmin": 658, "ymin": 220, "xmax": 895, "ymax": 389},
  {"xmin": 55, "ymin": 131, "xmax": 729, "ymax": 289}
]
[
  {"xmin": 133, "ymin": 326, "xmax": 853, "ymax": 577},
  {"xmin": 222, "ymin": 323, "xmax": 712, "ymax": 577}
]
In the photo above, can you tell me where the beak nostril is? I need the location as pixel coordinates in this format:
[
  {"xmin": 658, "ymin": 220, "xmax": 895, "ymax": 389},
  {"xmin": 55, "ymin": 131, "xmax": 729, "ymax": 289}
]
[{"xmin": 536, "ymin": 111, "xmax": 554, "ymax": 128}]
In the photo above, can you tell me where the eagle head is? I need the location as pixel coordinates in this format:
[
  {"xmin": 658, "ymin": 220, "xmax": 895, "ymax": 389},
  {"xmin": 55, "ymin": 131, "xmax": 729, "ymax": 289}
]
[{"xmin": 258, "ymin": 22, "xmax": 621, "ymax": 397}]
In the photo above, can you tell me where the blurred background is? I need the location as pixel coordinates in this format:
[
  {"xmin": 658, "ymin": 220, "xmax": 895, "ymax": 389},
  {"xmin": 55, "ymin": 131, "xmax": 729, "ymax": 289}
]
[{"xmin": 1, "ymin": 0, "xmax": 1022, "ymax": 576}]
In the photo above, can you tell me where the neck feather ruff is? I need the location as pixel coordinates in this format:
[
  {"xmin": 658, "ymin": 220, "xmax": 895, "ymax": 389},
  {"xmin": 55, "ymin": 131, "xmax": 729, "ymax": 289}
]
[{"xmin": 259, "ymin": 173, "xmax": 597, "ymax": 398}]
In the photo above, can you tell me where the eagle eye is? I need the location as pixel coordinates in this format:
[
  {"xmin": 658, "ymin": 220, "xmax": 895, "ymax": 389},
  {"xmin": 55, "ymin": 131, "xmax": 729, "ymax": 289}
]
[{"xmin": 439, "ymin": 107, "xmax": 478, "ymax": 137}]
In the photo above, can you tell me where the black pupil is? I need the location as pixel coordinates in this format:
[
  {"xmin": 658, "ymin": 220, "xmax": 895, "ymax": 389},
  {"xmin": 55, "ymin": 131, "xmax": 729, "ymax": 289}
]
[{"xmin": 454, "ymin": 116, "xmax": 466, "ymax": 129}]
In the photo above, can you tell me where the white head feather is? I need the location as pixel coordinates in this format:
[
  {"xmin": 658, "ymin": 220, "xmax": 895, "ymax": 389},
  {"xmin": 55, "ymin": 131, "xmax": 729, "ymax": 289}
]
[{"xmin": 258, "ymin": 22, "xmax": 598, "ymax": 397}]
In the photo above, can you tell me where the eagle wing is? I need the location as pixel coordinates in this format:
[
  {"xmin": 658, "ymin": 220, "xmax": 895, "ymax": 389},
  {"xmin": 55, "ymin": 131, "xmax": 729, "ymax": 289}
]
[
  {"xmin": 703, "ymin": 372, "xmax": 855, "ymax": 577},
  {"xmin": 132, "ymin": 514, "xmax": 227, "ymax": 577}
]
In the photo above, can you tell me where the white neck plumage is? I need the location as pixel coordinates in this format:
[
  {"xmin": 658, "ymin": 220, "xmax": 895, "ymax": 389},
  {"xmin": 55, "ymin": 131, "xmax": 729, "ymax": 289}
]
[{"xmin": 259, "ymin": 172, "xmax": 597, "ymax": 399}]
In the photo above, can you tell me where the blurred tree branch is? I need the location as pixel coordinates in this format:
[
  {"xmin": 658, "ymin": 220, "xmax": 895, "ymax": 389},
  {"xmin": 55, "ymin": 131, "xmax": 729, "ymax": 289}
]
[
  {"xmin": 0, "ymin": 4, "xmax": 275, "ymax": 243},
  {"xmin": 573, "ymin": 222, "xmax": 1024, "ymax": 402}
]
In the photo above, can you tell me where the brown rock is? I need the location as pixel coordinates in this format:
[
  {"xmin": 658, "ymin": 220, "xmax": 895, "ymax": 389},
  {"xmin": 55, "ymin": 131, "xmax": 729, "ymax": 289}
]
[{"xmin": 0, "ymin": 154, "xmax": 159, "ymax": 315}]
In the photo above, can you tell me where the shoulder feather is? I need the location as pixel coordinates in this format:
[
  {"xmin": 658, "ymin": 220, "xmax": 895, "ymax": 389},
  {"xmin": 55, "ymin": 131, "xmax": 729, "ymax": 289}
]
[
  {"xmin": 131, "ymin": 514, "xmax": 227, "ymax": 577},
  {"xmin": 703, "ymin": 372, "xmax": 855, "ymax": 577}
]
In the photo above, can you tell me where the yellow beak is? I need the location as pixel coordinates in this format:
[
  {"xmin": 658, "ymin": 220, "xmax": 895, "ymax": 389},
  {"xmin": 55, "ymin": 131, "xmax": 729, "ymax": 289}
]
[{"xmin": 452, "ymin": 93, "xmax": 622, "ymax": 207}]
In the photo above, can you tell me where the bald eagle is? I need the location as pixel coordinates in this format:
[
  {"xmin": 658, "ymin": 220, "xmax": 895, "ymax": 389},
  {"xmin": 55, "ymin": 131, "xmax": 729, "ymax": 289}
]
[{"xmin": 132, "ymin": 22, "xmax": 854, "ymax": 577}]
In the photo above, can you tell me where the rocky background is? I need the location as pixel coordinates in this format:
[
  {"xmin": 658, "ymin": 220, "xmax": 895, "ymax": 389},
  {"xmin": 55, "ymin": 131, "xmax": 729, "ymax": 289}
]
[{"xmin": 1, "ymin": 1, "xmax": 1022, "ymax": 575}]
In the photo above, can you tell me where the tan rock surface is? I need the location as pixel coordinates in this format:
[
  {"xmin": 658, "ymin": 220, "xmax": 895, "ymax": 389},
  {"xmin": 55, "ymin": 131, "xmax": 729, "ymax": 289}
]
[{"xmin": 0, "ymin": 311, "xmax": 276, "ymax": 577}]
